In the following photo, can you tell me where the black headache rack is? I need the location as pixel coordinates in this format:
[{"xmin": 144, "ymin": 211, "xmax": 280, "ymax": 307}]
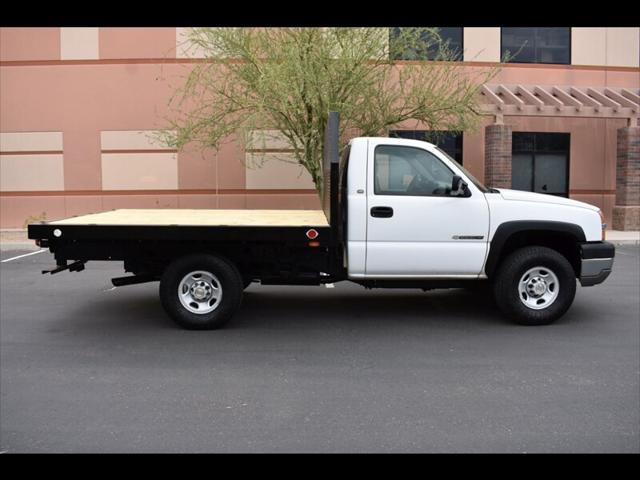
[
  {"xmin": 322, "ymin": 111, "xmax": 341, "ymax": 244},
  {"xmin": 27, "ymin": 112, "xmax": 345, "ymax": 282}
]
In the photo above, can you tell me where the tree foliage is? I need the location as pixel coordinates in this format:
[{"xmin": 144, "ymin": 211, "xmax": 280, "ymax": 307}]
[{"xmin": 160, "ymin": 27, "xmax": 502, "ymax": 194}]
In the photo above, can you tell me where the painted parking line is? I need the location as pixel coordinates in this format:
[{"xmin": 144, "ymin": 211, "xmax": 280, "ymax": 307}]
[{"xmin": 1, "ymin": 249, "xmax": 46, "ymax": 263}]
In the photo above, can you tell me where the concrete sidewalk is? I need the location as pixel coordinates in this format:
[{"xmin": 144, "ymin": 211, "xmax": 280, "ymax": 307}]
[
  {"xmin": 1, "ymin": 230, "xmax": 39, "ymax": 251},
  {"xmin": 604, "ymin": 230, "xmax": 640, "ymax": 245},
  {"xmin": 2, "ymin": 228, "xmax": 639, "ymax": 251}
]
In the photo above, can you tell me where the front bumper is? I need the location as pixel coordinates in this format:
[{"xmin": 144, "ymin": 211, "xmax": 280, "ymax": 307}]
[{"xmin": 579, "ymin": 241, "xmax": 615, "ymax": 287}]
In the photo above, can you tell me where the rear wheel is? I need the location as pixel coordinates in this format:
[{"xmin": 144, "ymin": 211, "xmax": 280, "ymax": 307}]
[
  {"xmin": 159, "ymin": 254, "xmax": 243, "ymax": 330},
  {"xmin": 493, "ymin": 246, "xmax": 576, "ymax": 326}
]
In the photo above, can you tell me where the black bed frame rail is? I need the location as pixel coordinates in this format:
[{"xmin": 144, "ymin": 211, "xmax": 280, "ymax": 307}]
[{"xmin": 28, "ymin": 224, "xmax": 332, "ymax": 244}]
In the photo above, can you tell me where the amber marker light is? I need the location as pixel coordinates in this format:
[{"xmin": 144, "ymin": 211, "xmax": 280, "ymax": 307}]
[{"xmin": 599, "ymin": 210, "xmax": 606, "ymax": 240}]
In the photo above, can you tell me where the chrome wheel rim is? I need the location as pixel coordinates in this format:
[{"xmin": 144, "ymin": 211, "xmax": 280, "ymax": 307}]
[
  {"xmin": 518, "ymin": 266, "xmax": 559, "ymax": 310},
  {"xmin": 178, "ymin": 270, "xmax": 222, "ymax": 314}
]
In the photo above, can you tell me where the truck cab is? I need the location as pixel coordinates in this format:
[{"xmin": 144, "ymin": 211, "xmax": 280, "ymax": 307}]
[
  {"xmin": 344, "ymin": 136, "xmax": 607, "ymax": 280},
  {"xmin": 340, "ymin": 135, "xmax": 613, "ymax": 322}
]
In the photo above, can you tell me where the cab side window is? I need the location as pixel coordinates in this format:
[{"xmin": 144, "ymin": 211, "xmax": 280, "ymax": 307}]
[{"xmin": 374, "ymin": 145, "xmax": 455, "ymax": 196}]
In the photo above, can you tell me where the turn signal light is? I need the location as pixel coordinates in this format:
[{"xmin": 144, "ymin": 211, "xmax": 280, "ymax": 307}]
[{"xmin": 308, "ymin": 241, "xmax": 320, "ymax": 247}]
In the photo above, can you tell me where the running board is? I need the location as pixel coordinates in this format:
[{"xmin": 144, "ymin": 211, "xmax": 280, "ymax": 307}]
[{"xmin": 111, "ymin": 274, "xmax": 158, "ymax": 287}]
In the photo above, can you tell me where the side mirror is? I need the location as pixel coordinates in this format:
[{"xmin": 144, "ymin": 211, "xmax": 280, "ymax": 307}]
[{"xmin": 451, "ymin": 175, "xmax": 469, "ymax": 197}]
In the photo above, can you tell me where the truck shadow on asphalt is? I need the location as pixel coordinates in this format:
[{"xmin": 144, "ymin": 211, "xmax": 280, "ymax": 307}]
[
  {"xmin": 235, "ymin": 287, "xmax": 505, "ymax": 329},
  {"xmin": 55, "ymin": 285, "xmax": 554, "ymax": 334}
]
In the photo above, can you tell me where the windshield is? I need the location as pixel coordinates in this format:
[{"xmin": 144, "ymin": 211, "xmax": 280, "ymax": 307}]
[{"xmin": 434, "ymin": 146, "xmax": 493, "ymax": 193}]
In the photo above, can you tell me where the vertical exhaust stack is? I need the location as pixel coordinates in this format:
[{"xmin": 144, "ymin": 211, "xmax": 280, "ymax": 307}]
[{"xmin": 322, "ymin": 111, "xmax": 340, "ymax": 230}]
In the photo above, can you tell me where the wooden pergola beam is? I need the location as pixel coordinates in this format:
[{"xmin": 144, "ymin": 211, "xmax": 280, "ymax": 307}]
[
  {"xmin": 604, "ymin": 88, "xmax": 638, "ymax": 112},
  {"xmin": 516, "ymin": 85, "xmax": 545, "ymax": 110},
  {"xmin": 497, "ymin": 84, "xmax": 525, "ymax": 110},
  {"xmin": 587, "ymin": 88, "xmax": 622, "ymax": 111},
  {"xmin": 552, "ymin": 87, "xmax": 583, "ymax": 110},
  {"xmin": 534, "ymin": 86, "xmax": 563, "ymax": 110},
  {"xmin": 481, "ymin": 85, "xmax": 504, "ymax": 110},
  {"xmin": 620, "ymin": 88, "xmax": 640, "ymax": 107},
  {"xmin": 569, "ymin": 87, "xmax": 602, "ymax": 110}
]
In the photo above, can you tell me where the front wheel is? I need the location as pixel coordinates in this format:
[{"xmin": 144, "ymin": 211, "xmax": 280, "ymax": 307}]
[
  {"xmin": 493, "ymin": 246, "xmax": 576, "ymax": 326},
  {"xmin": 159, "ymin": 254, "xmax": 243, "ymax": 330}
]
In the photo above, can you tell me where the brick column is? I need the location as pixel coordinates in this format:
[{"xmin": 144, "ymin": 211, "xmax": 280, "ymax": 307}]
[
  {"xmin": 613, "ymin": 126, "xmax": 640, "ymax": 231},
  {"xmin": 484, "ymin": 123, "xmax": 512, "ymax": 189}
]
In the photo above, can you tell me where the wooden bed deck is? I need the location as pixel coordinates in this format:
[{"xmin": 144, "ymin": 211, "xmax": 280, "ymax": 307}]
[{"xmin": 49, "ymin": 209, "xmax": 330, "ymax": 227}]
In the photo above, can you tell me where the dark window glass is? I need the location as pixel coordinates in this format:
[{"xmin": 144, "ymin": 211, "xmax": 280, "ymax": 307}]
[
  {"xmin": 501, "ymin": 27, "xmax": 570, "ymax": 64},
  {"xmin": 390, "ymin": 27, "xmax": 463, "ymax": 61},
  {"xmin": 374, "ymin": 145, "xmax": 455, "ymax": 196},
  {"xmin": 390, "ymin": 130, "xmax": 463, "ymax": 165},
  {"xmin": 512, "ymin": 132, "xmax": 570, "ymax": 197}
]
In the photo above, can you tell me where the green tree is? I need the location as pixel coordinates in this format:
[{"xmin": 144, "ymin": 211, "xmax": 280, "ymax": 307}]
[{"xmin": 161, "ymin": 27, "xmax": 502, "ymax": 195}]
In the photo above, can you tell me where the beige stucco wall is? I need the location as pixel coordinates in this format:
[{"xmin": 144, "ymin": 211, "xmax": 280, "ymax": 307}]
[
  {"xmin": 571, "ymin": 28, "xmax": 608, "ymax": 66},
  {"xmin": 1, "ymin": 154, "xmax": 65, "ymax": 191},
  {"xmin": 604, "ymin": 28, "xmax": 640, "ymax": 68},
  {"xmin": 101, "ymin": 130, "xmax": 171, "ymax": 150},
  {"xmin": 100, "ymin": 130, "xmax": 179, "ymax": 190},
  {"xmin": 0, "ymin": 132, "xmax": 63, "ymax": 152},
  {"xmin": 60, "ymin": 28, "xmax": 99, "ymax": 60},
  {"xmin": 573, "ymin": 28, "xmax": 640, "ymax": 67},
  {"xmin": 0, "ymin": 132, "xmax": 65, "ymax": 192},
  {"xmin": 176, "ymin": 27, "xmax": 208, "ymax": 59},
  {"xmin": 463, "ymin": 28, "xmax": 501, "ymax": 62},
  {"xmin": 101, "ymin": 152, "xmax": 178, "ymax": 190},
  {"xmin": 245, "ymin": 153, "xmax": 315, "ymax": 190}
]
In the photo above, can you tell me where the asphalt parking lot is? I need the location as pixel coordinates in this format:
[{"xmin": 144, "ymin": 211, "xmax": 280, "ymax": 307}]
[{"xmin": 1, "ymin": 246, "xmax": 638, "ymax": 453}]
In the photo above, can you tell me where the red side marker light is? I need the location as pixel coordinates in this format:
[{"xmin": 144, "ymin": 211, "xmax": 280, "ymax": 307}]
[{"xmin": 306, "ymin": 229, "xmax": 319, "ymax": 240}]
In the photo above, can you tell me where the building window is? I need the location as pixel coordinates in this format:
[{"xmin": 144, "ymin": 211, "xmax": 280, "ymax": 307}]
[
  {"xmin": 390, "ymin": 130, "xmax": 463, "ymax": 165},
  {"xmin": 501, "ymin": 28, "xmax": 570, "ymax": 64},
  {"xmin": 512, "ymin": 132, "xmax": 570, "ymax": 197},
  {"xmin": 390, "ymin": 27, "xmax": 463, "ymax": 61}
]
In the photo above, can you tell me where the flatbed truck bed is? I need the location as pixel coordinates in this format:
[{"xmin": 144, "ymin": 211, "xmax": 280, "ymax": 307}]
[
  {"xmin": 29, "ymin": 116, "xmax": 343, "ymax": 301},
  {"xmin": 29, "ymin": 204, "xmax": 340, "ymax": 290},
  {"xmin": 48, "ymin": 209, "xmax": 330, "ymax": 227}
]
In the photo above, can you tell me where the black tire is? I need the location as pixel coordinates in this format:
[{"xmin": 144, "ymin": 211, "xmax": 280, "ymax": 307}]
[
  {"xmin": 159, "ymin": 253, "xmax": 243, "ymax": 330},
  {"xmin": 493, "ymin": 246, "xmax": 576, "ymax": 326}
]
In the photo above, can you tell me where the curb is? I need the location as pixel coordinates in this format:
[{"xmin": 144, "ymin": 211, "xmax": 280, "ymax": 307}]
[{"xmin": 608, "ymin": 240, "xmax": 640, "ymax": 246}]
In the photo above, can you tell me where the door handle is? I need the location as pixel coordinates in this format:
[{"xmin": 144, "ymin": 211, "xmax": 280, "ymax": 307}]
[{"xmin": 370, "ymin": 206, "xmax": 394, "ymax": 218}]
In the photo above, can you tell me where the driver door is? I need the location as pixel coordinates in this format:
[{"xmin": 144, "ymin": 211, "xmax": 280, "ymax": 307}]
[{"xmin": 365, "ymin": 141, "xmax": 489, "ymax": 277}]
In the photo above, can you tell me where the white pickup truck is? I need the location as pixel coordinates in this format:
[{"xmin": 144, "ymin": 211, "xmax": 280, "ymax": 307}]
[{"xmin": 29, "ymin": 113, "xmax": 615, "ymax": 329}]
